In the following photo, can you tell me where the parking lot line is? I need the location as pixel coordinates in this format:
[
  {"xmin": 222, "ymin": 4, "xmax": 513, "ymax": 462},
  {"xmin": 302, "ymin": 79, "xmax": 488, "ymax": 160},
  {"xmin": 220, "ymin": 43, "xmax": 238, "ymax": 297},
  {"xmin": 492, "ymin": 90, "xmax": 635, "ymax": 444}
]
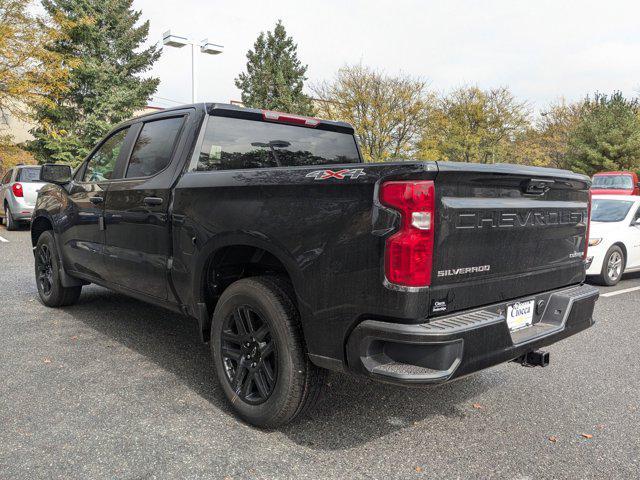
[
  {"xmin": 0, "ymin": 235, "xmax": 8, "ymax": 243},
  {"xmin": 601, "ymin": 286, "xmax": 640, "ymax": 298}
]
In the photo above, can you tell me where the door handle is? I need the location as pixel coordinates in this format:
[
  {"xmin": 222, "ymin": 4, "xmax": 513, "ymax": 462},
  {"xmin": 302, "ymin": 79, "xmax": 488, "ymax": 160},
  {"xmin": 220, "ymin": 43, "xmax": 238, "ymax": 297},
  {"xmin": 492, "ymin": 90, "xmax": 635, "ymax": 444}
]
[
  {"xmin": 90, "ymin": 196, "xmax": 104, "ymax": 204},
  {"xmin": 143, "ymin": 197, "xmax": 163, "ymax": 206}
]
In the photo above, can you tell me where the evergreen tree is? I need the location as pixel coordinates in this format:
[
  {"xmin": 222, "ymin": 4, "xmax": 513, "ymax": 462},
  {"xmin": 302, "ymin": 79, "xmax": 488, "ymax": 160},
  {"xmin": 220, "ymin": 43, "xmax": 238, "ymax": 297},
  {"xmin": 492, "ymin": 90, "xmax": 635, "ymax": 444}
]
[
  {"xmin": 568, "ymin": 92, "xmax": 640, "ymax": 176},
  {"xmin": 29, "ymin": 0, "xmax": 160, "ymax": 166},
  {"xmin": 235, "ymin": 20, "xmax": 313, "ymax": 115}
]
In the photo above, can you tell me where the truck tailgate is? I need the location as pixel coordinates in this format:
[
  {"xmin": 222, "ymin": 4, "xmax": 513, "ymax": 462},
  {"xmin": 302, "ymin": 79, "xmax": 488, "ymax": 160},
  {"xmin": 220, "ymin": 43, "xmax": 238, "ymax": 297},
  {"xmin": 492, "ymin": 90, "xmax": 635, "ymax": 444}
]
[{"xmin": 429, "ymin": 162, "xmax": 590, "ymax": 315}]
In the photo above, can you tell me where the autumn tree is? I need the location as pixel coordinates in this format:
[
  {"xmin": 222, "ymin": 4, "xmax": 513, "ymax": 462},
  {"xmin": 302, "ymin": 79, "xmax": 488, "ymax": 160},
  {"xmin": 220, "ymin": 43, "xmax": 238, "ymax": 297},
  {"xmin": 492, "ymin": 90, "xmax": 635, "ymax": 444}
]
[
  {"xmin": 0, "ymin": 0, "xmax": 72, "ymax": 170},
  {"xmin": 29, "ymin": 0, "xmax": 160, "ymax": 166},
  {"xmin": 236, "ymin": 20, "xmax": 313, "ymax": 115},
  {"xmin": 418, "ymin": 86, "xmax": 530, "ymax": 163},
  {"xmin": 567, "ymin": 92, "xmax": 640, "ymax": 176},
  {"xmin": 510, "ymin": 99, "xmax": 583, "ymax": 168},
  {"xmin": 313, "ymin": 64, "xmax": 429, "ymax": 161}
]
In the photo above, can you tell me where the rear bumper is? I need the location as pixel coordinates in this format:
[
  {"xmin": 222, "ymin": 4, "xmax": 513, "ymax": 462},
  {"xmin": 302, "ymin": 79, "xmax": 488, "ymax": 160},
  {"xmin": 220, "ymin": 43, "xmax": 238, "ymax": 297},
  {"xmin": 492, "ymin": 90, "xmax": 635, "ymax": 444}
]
[
  {"xmin": 5, "ymin": 197, "xmax": 34, "ymax": 220},
  {"xmin": 346, "ymin": 284, "xmax": 599, "ymax": 385},
  {"xmin": 12, "ymin": 208, "xmax": 34, "ymax": 220}
]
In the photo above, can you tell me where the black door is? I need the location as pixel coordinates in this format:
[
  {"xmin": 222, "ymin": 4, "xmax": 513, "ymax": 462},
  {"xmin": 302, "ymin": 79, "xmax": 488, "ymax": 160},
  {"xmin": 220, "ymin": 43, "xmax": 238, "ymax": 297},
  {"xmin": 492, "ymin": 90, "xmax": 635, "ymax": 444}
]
[
  {"xmin": 103, "ymin": 115, "xmax": 187, "ymax": 299},
  {"xmin": 59, "ymin": 127, "xmax": 132, "ymax": 280}
]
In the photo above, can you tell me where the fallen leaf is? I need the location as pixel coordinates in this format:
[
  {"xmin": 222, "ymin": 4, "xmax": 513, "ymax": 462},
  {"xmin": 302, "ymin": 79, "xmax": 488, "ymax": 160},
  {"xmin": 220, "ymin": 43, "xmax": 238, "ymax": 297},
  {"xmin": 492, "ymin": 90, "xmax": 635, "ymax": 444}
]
[
  {"xmin": 43, "ymin": 358, "xmax": 52, "ymax": 364},
  {"xmin": 415, "ymin": 466, "xmax": 423, "ymax": 473},
  {"xmin": 581, "ymin": 433, "xmax": 593, "ymax": 439},
  {"xmin": 472, "ymin": 403, "xmax": 484, "ymax": 410},
  {"xmin": 548, "ymin": 436, "xmax": 558, "ymax": 443}
]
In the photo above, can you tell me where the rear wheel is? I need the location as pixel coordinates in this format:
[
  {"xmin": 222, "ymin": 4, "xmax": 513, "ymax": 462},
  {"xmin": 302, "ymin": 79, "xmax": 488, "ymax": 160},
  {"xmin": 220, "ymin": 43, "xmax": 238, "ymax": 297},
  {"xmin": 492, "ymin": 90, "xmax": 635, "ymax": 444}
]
[
  {"xmin": 211, "ymin": 276, "xmax": 325, "ymax": 428},
  {"xmin": 35, "ymin": 231, "xmax": 82, "ymax": 307},
  {"xmin": 596, "ymin": 245, "xmax": 625, "ymax": 286},
  {"xmin": 5, "ymin": 206, "xmax": 17, "ymax": 231}
]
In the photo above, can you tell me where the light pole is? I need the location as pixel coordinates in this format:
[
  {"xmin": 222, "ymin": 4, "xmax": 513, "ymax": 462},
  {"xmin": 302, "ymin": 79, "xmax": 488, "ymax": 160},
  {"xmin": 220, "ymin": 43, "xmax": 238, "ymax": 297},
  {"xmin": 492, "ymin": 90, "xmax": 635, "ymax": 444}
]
[{"xmin": 162, "ymin": 30, "xmax": 224, "ymax": 103}]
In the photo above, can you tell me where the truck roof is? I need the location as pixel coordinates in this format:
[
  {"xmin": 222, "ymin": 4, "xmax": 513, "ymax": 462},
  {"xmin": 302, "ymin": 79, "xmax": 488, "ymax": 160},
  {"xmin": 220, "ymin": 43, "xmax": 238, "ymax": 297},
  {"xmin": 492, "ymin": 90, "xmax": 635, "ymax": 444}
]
[{"xmin": 129, "ymin": 102, "xmax": 355, "ymax": 134}]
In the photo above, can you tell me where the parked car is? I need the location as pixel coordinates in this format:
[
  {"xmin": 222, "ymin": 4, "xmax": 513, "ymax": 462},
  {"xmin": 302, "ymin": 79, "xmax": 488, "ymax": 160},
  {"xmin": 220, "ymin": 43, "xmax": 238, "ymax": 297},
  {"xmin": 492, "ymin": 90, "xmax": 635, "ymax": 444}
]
[
  {"xmin": 591, "ymin": 171, "xmax": 640, "ymax": 196},
  {"xmin": 586, "ymin": 194, "xmax": 640, "ymax": 285},
  {"xmin": 31, "ymin": 103, "xmax": 599, "ymax": 427},
  {"xmin": 0, "ymin": 165, "xmax": 45, "ymax": 230}
]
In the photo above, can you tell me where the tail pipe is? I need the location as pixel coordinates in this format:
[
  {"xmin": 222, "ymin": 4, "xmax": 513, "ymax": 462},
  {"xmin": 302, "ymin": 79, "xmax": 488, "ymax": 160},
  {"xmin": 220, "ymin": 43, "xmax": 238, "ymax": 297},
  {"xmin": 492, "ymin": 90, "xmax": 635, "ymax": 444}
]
[{"xmin": 515, "ymin": 349, "xmax": 550, "ymax": 367}]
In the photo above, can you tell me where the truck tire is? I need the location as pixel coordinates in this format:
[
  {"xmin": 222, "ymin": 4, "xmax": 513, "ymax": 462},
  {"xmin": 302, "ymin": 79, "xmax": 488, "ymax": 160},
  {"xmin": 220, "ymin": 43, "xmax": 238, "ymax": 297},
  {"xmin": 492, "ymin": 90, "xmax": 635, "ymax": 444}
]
[
  {"xmin": 5, "ymin": 206, "xmax": 17, "ymax": 231},
  {"xmin": 211, "ymin": 275, "xmax": 325, "ymax": 428},
  {"xmin": 35, "ymin": 231, "xmax": 82, "ymax": 307},
  {"xmin": 596, "ymin": 245, "xmax": 625, "ymax": 286}
]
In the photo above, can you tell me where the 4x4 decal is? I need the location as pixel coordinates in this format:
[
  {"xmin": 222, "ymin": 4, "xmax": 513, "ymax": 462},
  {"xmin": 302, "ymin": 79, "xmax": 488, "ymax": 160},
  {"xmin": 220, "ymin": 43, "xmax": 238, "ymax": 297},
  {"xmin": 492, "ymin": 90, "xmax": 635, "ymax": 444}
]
[{"xmin": 305, "ymin": 168, "xmax": 366, "ymax": 180}]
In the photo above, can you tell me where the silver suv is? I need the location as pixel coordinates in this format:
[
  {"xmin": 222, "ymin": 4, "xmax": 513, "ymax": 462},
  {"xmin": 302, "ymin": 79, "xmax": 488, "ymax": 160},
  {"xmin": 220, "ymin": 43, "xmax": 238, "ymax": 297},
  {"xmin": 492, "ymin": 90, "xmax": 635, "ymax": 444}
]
[{"xmin": 1, "ymin": 165, "xmax": 45, "ymax": 230}]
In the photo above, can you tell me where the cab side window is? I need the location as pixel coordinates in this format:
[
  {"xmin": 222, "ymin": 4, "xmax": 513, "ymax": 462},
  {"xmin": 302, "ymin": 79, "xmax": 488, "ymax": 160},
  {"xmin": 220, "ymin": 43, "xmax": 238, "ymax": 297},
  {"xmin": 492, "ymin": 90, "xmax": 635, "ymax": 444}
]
[
  {"xmin": 83, "ymin": 128, "xmax": 129, "ymax": 182},
  {"xmin": 125, "ymin": 117, "xmax": 184, "ymax": 178}
]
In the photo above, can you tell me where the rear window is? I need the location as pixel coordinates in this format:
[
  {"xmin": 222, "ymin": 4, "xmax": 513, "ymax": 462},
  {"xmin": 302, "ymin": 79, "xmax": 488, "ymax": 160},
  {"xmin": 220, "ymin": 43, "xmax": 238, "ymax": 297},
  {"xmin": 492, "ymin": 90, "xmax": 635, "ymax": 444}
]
[
  {"xmin": 592, "ymin": 174, "xmax": 633, "ymax": 189},
  {"xmin": 195, "ymin": 116, "xmax": 360, "ymax": 171},
  {"xmin": 591, "ymin": 199, "xmax": 634, "ymax": 222},
  {"xmin": 16, "ymin": 167, "xmax": 41, "ymax": 182}
]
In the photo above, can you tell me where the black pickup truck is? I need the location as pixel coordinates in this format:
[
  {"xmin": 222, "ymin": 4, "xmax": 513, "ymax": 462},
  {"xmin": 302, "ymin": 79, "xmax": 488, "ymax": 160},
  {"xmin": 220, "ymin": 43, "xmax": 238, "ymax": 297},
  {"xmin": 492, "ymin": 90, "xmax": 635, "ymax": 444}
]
[{"xmin": 32, "ymin": 103, "xmax": 599, "ymax": 427}]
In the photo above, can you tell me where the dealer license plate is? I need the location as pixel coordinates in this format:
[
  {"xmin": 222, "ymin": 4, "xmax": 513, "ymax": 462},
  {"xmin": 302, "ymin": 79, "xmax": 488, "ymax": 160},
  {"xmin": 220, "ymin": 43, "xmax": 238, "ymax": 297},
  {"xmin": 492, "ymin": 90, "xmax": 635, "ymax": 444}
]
[{"xmin": 506, "ymin": 300, "xmax": 535, "ymax": 331}]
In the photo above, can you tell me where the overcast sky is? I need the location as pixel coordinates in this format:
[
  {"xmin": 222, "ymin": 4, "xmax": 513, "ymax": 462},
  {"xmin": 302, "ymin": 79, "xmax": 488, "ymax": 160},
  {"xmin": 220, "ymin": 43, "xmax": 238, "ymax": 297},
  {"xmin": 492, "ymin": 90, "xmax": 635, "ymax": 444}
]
[{"xmin": 134, "ymin": 0, "xmax": 640, "ymax": 113}]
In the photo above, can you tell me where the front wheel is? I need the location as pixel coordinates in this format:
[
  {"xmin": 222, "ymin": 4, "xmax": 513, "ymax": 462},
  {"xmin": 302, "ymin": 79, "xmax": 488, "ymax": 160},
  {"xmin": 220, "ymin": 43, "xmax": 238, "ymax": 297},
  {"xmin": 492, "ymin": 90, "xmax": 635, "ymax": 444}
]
[
  {"xmin": 35, "ymin": 231, "xmax": 82, "ymax": 307},
  {"xmin": 596, "ymin": 245, "xmax": 625, "ymax": 286},
  {"xmin": 211, "ymin": 276, "xmax": 325, "ymax": 428}
]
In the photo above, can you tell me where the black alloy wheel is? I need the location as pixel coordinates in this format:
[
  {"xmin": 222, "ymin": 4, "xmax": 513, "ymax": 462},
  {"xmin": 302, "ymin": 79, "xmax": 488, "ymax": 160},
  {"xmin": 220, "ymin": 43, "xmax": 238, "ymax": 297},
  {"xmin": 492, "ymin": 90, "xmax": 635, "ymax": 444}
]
[
  {"xmin": 220, "ymin": 305, "xmax": 277, "ymax": 405},
  {"xmin": 36, "ymin": 243, "xmax": 55, "ymax": 296}
]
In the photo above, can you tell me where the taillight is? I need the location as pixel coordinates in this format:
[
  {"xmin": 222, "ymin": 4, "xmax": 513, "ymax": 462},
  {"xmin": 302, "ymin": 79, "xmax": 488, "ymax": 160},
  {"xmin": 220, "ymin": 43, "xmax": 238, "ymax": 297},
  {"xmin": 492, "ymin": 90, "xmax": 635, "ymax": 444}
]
[
  {"xmin": 12, "ymin": 183, "xmax": 23, "ymax": 197},
  {"xmin": 262, "ymin": 110, "xmax": 320, "ymax": 127},
  {"xmin": 583, "ymin": 190, "xmax": 592, "ymax": 259},
  {"xmin": 380, "ymin": 180, "xmax": 435, "ymax": 287}
]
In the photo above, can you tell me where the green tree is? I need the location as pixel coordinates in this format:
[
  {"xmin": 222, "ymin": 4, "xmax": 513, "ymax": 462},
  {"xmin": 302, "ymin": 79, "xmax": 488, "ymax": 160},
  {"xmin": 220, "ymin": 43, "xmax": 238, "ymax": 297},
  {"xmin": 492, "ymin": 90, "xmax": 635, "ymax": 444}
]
[
  {"xmin": 28, "ymin": 0, "xmax": 160, "ymax": 166},
  {"xmin": 313, "ymin": 64, "xmax": 429, "ymax": 161},
  {"xmin": 567, "ymin": 92, "xmax": 640, "ymax": 176},
  {"xmin": 235, "ymin": 20, "xmax": 313, "ymax": 115},
  {"xmin": 418, "ymin": 86, "xmax": 530, "ymax": 163}
]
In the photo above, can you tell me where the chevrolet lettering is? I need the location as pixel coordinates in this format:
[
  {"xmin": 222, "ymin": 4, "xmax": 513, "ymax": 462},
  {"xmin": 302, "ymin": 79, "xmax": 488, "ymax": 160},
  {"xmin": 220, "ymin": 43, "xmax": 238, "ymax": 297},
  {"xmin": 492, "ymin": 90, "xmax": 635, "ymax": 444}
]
[{"xmin": 455, "ymin": 209, "xmax": 586, "ymax": 230}]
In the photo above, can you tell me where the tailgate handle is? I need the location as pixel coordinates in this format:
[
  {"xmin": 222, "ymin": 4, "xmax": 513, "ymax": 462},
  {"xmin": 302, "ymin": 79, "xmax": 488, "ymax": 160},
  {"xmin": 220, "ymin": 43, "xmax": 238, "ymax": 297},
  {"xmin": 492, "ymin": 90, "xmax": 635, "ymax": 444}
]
[
  {"xmin": 89, "ymin": 196, "xmax": 104, "ymax": 204},
  {"xmin": 523, "ymin": 178, "xmax": 554, "ymax": 195},
  {"xmin": 143, "ymin": 196, "xmax": 163, "ymax": 206}
]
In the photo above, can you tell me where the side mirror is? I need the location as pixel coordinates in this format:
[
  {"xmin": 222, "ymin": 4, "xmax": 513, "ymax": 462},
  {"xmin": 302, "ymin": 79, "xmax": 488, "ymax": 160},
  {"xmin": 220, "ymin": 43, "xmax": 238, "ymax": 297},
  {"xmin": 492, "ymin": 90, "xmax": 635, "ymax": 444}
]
[{"xmin": 40, "ymin": 163, "xmax": 72, "ymax": 184}]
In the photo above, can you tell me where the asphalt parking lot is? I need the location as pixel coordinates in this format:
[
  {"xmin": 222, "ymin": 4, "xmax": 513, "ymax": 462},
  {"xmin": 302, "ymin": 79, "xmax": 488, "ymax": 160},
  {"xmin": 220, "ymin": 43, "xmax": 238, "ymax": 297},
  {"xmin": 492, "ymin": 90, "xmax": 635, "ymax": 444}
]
[{"xmin": 1, "ymin": 226, "xmax": 639, "ymax": 480}]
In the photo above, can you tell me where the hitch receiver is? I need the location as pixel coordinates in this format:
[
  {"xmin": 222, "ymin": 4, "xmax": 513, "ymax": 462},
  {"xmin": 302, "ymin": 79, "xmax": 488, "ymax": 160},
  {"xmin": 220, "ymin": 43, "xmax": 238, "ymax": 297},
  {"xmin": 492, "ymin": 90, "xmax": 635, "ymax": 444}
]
[{"xmin": 515, "ymin": 350, "xmax": 550, "ymax": 367}]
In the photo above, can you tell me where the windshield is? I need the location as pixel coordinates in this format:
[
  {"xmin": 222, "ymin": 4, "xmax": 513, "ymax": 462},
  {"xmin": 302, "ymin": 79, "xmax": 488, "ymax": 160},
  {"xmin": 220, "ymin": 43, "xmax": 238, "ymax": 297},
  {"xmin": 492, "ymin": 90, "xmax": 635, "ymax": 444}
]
[
  {"xmin": 196, "ymin": 116, "xmax": 360, "ymax": 171},
  {"xmin": 591, "ymin": 199, "xmax": 634, "ymax": 222},
  {"xmin": 592, "ymin": 174, "xmax": 633, "ymax": 190},
  {"xmin": 16, "ymin": 167, "xmax": 41, "ymax": 183}
]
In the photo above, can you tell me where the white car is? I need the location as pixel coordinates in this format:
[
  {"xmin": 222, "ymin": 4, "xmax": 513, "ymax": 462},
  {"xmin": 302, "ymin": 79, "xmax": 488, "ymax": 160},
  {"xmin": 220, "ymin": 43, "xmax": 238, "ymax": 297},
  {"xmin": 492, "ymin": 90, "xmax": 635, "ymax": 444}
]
[{"xmin": 586, "ymin": 194, "xmax": 640, "ymax": 285}]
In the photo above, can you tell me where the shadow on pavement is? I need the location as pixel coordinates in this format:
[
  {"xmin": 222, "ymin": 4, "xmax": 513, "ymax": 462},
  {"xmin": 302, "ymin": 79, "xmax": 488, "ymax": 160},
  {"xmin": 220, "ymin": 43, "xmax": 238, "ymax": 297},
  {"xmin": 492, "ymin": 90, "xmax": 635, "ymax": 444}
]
[{"xmin": 66, "ymin": 285, "xmax": 504, "ymax": 450}]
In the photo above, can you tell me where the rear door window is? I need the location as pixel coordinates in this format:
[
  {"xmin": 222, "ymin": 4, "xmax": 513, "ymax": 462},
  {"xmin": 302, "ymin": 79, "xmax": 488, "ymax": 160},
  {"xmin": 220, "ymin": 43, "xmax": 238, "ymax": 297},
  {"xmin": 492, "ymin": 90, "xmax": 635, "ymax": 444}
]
[
  {"xmin": 125, "ymin": 117, "xmax": 185, "ymax": 178},
  {"xmin": 16, "ymin": 167, "xmax": 41, "ymax": 182},
  {"xmin": 196, "ymin": 116, "xmax": 360, "ymax": 171}
]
